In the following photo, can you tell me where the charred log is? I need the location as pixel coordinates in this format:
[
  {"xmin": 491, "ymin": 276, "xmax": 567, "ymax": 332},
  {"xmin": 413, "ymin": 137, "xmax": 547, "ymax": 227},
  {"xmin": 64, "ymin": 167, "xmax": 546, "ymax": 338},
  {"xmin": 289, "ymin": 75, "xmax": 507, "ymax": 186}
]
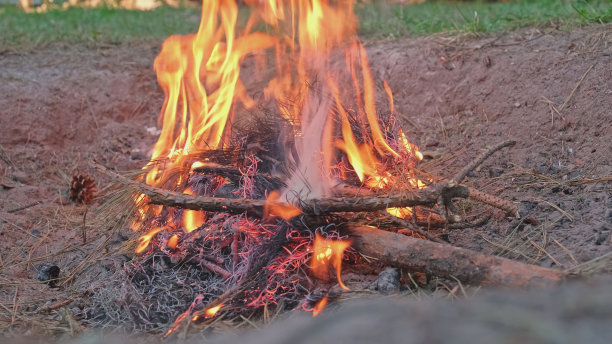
[{"xmin": 343, "ymin": 224, "xmax": 566, "ymax": 288}]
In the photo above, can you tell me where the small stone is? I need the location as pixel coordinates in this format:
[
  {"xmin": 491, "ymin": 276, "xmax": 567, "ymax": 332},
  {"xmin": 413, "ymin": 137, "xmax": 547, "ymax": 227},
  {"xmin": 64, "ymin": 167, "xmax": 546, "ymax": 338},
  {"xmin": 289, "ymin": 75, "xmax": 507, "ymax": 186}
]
[
  {"xmin": 130, "ymin": 149, "xmax": 146, "ymax": 161},
  {"xmin": 36, "ymin": 263, "xmax": 60, "ymax": 287},
  {"xmin": 488, "ymin": 167, "xmax": 504, "ymax": 178},
  {"xmin": 519, "ymin": 201, "xmax": 537, "ymax": 214},
  {"xmin": 514, "ymin": 102, "xmax": 521, "ymax": 108},
  {"xmin": 539, "ymin": 258, "xmax": 555, "ymax": 268},
  {"xmin": 377, "ymin": 267, "xmax": 400, "ymax": 295},
  {"xmin": 10, "ymin": 171, "xmax": 31, "ymax": 185},
  {"xmin": 595, "ymin": 231, "xmax": 609, "ymax": 246},
  {"xmin": 509, "ymin": 220, "xmax": 527, "ymax": 232}
]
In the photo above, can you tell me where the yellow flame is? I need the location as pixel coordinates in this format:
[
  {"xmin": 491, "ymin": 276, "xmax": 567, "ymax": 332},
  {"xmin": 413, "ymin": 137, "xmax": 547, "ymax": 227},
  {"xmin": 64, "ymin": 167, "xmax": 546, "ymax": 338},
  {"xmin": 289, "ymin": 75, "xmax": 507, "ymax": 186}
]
[
  {"xmin": 387, "ymin": 207, "xmax": 413, "ymax": 219},
  {"xmin": 167, "ymin": 234, "xmax": 179, "ymax": 249},
  {"xmin": 205, "ymin": 304, "xmax": 223, "ymax": 318},
  {"xmin": 136, "ymin": 227, "xmax": 165, "ymax": 254},
  {"xmin": 383, "ymin": 80, "xmax": 394, "ymax": 114},
  {"xmin": 134, "ymin": 0, "xmax": 424, "ymax": 254},
  {"xmin": 183, "ymin": 188, "xmax": 205, "ymax": 233},
  {"xmin": 310, "ymin": 233, "xmax": 350, "ymax": 290}
]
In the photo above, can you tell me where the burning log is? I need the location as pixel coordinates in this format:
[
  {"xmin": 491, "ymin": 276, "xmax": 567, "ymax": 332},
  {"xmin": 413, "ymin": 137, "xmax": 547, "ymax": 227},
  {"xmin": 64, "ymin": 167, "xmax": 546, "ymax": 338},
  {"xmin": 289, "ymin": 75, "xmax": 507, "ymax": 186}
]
[
  {"xmin": 343, "ymin": 225, "xmax": 567, "ymax": 288},
  {"xmin": 94, "ymin": 161, "xmax": 518, "ymax": 219},
  {"xmin": 93, "ymin": 162, "xmax": 466, "ymax": 214}
]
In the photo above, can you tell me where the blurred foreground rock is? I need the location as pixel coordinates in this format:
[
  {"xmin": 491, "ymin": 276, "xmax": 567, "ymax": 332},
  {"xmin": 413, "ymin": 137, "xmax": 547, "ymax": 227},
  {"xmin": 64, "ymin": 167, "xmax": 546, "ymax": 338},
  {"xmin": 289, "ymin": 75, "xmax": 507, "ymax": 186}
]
[
  {"xmin": 31, "ymin": 276, "xmax": 609, "ymax": 344},
  {"xmin": 210, "ymin": 277, "xmax": 612, "ymax": 344}
]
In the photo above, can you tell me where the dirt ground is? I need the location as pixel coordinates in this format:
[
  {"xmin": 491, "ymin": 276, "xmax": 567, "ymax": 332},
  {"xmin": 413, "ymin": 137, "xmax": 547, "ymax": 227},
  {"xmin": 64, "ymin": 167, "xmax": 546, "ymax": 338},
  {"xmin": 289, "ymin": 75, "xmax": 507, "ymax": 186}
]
[{"xmin": 0, "ymin": 24, "xmax": 611, "ymax": 337}]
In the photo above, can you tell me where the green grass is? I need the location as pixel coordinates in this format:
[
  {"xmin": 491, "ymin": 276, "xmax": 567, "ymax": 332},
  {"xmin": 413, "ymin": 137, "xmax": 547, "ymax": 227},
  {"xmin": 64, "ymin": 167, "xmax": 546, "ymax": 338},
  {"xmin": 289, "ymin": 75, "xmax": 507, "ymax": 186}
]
[
  {"xmin": 356, "ymin": 0, "xmax": 612, "ymax": 39},
  {"xmin": 0, "ymin": 0, "xmax": 611, "ymax": 49},
  {"xmin": 0, "ymin": 5, "xmax": 201, "ymax": 49}
]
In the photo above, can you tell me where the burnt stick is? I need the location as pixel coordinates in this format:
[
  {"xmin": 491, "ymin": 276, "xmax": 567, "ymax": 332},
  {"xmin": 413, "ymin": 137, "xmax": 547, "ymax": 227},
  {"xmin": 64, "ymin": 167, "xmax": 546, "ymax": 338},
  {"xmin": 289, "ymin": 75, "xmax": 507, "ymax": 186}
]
[
  {"xmin": 380, "ymin": 211, "xmax": 446, "ymax": 244},
  {"xmin": 344, "ymin": 224, "xmax": 567, "ymax": 288},
  {"xmin": 453, "ymin": 140, "xmax": 516, "ymax": 184},
  {"xmin": 93, "ymin": 162, "xmax": 516, "ymax": 217}
]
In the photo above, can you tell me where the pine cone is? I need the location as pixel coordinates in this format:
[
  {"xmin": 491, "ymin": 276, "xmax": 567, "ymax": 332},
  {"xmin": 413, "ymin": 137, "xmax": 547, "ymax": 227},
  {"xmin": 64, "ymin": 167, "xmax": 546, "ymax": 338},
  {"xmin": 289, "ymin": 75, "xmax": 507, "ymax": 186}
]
[{"xmin": 70, "ymin": 174, "xmax": 96, "ymax": 204}]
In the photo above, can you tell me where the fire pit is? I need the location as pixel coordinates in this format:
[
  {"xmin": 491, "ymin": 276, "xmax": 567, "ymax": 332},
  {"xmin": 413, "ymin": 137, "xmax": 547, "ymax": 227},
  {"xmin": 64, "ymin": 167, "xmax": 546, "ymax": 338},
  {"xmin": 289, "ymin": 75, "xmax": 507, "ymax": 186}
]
[{"xmin": 88, "ymin": 0, "xmax": 566, "ymax": 336}]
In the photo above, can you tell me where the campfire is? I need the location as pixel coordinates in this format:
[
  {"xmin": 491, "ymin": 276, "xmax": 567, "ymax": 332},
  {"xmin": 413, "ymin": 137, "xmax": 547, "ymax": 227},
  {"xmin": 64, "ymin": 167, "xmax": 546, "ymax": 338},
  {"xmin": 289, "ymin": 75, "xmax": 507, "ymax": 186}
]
[{"xmin": 90, "ymin": 0, "xmax": 567, "ymax": 335}]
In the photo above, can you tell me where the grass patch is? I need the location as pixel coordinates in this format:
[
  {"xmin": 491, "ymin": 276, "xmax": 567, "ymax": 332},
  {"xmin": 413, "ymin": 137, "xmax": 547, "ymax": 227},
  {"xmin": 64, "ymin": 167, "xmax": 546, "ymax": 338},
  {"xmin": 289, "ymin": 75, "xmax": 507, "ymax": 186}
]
[
  {"xmin": 0, "ymin": 5, "xmax": 201, "ymax": 49},
  {"xmin": 1, "ymin": 0, "xmax": 611, "ymax": 49},
  {"xmin": 356, "ymin": 0, "xmax": 612, "ymax": 39}
]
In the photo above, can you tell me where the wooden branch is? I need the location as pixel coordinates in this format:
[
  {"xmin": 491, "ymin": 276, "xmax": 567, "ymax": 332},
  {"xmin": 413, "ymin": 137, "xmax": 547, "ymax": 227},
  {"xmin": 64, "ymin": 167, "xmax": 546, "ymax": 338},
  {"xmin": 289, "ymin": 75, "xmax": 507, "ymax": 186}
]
[
  {"xmin": 94, "ymin": 162, "xmax": 516, "ymax": 218},
  {"xmin": 199, "ymin": 259, "xmax": 231, "ymax": 279},
  {"xmin": 92, "ymin": 161, "xmax": 467, "ymax": 215},
  {"xmin": 344, "ymin": 224, "xmax": 566, "ymax": 288},
  {"xmin": 415, "ymin": 213, "xmax": 491, "ymax": 229},
  {"xmin": 468, "ymin": 187, "xmax": 519, "ymax": 218},
  {"xmin": 453, "ymin": 140, "xmax": 516, "ymax": 184},
  {"xmin": 380, "ymin": 211, "xmax": 446, "ymax": 244}
]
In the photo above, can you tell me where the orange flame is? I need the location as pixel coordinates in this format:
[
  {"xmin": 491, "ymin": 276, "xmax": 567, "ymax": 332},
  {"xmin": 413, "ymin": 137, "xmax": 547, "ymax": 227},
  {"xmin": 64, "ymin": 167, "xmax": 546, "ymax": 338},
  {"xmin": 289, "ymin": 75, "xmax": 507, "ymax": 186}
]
[
  {"xmin": 135, "ymin": 0, "xmax": 423, "ymax": 254},
  {"xmin": 204, "ymin": 304, "xmax": 223, "ymax": 318},
  {"xmin": 136, "ymin": 227, "xmax": 165, "ymax": 254},
  {"xmin": 263, "ymin": 190, "xmax": 302, "ymax": 220},
  {"xmin": 144, "ymin": 0, "xmax": 277, "ymax": 188},
  {"xmin": 383, "ymin": 80, "xmax": 394, "ymax": 114},
  {"xmin": 312, "ymin": 296, "xmax": 328, "ymax": 317},
  {"xmin": 142, "ymin": 0, "xmax": 420, "ymax": 195},
  {"xmin": 167, "ymin": 234, "xmax": 179, "ymax": 250},
  {"xmin": 310, "ymin": 233, "xmax": 350, "ymax": 290}
]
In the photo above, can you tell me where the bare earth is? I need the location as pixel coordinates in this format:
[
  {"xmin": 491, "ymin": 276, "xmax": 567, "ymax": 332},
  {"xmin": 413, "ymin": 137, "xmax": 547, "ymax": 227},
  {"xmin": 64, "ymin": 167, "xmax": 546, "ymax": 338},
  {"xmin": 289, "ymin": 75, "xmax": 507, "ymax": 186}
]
[{"xmin": 0, "ymin": 24, "xmax": 611, "ymax": 338}]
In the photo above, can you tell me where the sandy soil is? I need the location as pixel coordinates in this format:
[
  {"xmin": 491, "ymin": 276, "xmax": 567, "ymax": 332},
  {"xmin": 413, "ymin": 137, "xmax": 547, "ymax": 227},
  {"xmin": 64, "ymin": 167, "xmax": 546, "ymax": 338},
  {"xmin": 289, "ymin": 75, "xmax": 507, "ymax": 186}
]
[
  {"xmin": 0, "ymin": 24, "xmax": 610, "ymax": 336},
  {"xmin": 368, "ymin": 25, "xmax": 611, "ymax": 265}
]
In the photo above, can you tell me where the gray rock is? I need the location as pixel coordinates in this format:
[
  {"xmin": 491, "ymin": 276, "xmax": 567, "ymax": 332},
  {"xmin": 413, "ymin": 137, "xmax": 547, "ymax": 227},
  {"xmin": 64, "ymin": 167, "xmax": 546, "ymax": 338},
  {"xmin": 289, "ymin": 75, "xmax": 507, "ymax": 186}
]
[{"xmin": 377, "ymin": 267, "xmax": 400, "ymax": 294}]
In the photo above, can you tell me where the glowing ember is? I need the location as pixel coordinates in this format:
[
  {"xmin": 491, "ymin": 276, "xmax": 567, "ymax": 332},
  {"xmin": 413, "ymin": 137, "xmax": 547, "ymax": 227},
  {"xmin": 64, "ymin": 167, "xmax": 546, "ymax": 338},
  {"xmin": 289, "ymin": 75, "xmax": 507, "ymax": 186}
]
[
  {"xmin": 204, "ymin": 304, "xmax": 223, "ymax": 318},
  {"xmin": 386, "ymin": 207, "xmax": 413, "ymax": 219},
  {"xmin": 167, "ymin": 234, "xmax": 179, "ymax": 249},
  {"xmin": 310, "ymin": 233, "xmax": 351, "ymax": 290}
]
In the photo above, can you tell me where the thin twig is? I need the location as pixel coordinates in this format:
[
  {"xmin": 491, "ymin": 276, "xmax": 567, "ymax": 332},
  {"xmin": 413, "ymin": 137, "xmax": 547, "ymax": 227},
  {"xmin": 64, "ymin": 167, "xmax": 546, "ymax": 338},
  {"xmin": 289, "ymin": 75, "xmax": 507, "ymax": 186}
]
[
  {"xmin": 560, "ymin": 63, "xmax": 595, "ymax": 111},
  {"xmin": 11, "ymin": 287, "xmax": 18, "ymax": 326},
  {"xmin": 380, "ymin": 211, "xmax": 445, "ymax": 243},
  {"xmin": 82, "ymin": 207, "xmax": 88, "ymax": 244},
  {"xmin": 529, "ymin": 240, "xmax": 562, "ymax": 267},
  {"xmin": 552, "ymin": 238, "xmax": 579, "ymax": 266},
  {"xmin": 34, "ymin": 293, "xmax": 86, "ymax": 314},
  {"xmin": 530, "ymin": 197, "xmax": 573, "ymax": 222},
  {"xmin": 453, "ymin": 140, "xmax": 516, "ymax": 184},
  {"xmin": 0, "ymin": 144, "xmax": 14, "ymax": 167},
  {"xmin": 7, "ymin": 201, "xmax": 42, "ymax": 214},
  {"xmin": 468, "ymin": 187, "xmax": 520, "ymax": 218},
  {"xmin": 200, "ymin": 260, "xmax": 231, "ymax": 279},
  {"xmin": 414, "ymin": 213, "xmax": 491, "ymax": 229},
  {"xmin": 92, "ymin": 161, "xmax": 462, "ymax": 215}
]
